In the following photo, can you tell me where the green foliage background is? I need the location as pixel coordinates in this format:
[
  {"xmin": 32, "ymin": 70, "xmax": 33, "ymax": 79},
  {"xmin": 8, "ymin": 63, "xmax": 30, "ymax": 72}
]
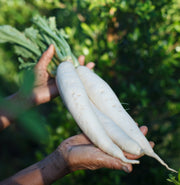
[{"xmin": 0, "ymin": 0, "xmax": 180, "ymax": 184}]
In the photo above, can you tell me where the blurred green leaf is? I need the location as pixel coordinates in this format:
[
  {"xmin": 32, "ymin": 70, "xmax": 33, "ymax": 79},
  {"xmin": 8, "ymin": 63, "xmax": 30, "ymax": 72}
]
[
  {"xmin": 18, "ymin": 109, "xmax": 49, "ymax": 142},
  {"xmin": 167, "ymin": 169, "xmax": 180, "ymax": 185}
]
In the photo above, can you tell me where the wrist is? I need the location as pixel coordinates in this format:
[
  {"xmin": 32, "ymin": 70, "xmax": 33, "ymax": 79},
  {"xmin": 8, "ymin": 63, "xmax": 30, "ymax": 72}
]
[
  {"xmin": 57, "ymin": 138, "xmax": 82, "ymax": 173},
  {"xmin": 39, "ymin": 150, "xmax": 70, "ymax": 184},
  {"xmin": 52, "ymin": 149, "xmax": 71, "ymax": 178}
]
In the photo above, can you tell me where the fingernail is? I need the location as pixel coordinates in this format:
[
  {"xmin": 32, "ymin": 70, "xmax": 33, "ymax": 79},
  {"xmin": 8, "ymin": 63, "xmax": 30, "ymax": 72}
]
[{"xmin": 122, "ymin": 166, "xmax": 130, "ymax": 173}]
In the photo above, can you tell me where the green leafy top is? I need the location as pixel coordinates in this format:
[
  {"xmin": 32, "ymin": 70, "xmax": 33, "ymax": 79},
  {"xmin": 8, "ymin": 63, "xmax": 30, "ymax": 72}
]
[
  {"xmin": 0, "ymin": 25, "xmax": 41, "ymax": 56},
  {"xmin": 0, "ymin": 15, "xmax": 79, "ymax": 75}
]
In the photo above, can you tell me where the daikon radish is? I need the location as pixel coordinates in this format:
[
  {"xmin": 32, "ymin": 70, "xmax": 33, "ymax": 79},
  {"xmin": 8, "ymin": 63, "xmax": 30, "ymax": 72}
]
[
  {"xmin": 56, "ymin": 61, "xmax": 139, "ymax": 164},
  {"xmin": 90, "ymin": 100, "xmax": 143, "ymax": 155},
  {"xmin": 76, "ymin": 65, "xmax": 177, "ymax": 173}
]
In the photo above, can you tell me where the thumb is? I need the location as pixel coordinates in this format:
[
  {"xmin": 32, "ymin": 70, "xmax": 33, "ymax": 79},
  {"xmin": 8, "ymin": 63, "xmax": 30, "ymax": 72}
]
[{"xmin": 36, "ymin": 44, "xmax": 55, "ymax": 69}]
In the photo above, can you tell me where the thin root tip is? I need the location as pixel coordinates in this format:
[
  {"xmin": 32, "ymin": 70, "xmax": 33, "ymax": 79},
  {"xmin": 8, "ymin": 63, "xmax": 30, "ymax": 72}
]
[
  {"xmin": 151, "ymin": 153, "xmax": 177, "ymax": 173},
  {"xmin": 168, "ymin": 168, "xmax": 178, "ymax": 173}
]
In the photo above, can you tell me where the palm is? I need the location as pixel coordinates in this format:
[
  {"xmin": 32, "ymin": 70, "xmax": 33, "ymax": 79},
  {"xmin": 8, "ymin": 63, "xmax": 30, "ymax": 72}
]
[{"xmin": 58, "ymin": 126, "xmax": 154, "ymax": 173}]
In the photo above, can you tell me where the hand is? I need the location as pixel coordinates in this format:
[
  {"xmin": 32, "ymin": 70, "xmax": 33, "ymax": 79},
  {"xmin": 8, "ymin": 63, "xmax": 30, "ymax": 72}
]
[
  {"xmin": 32, "ymin": 45, "xmax": 95, "ymax": 105},
  {"xmin": 0, "ymin": 45, "xmax": 95, "ymax": 130},
  {"xmin": 0, "ymin": 126, "xmax": 154, "ymax": 185},
  {"xmin": 57, "ymin": 126, "xmax": 155, "ymax": 173}
]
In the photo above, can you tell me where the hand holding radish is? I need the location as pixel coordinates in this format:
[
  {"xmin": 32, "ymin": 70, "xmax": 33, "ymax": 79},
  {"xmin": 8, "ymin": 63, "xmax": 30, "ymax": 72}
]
[
  {"xmin": 57, "ymin": 126, "xmax": 154, "ymax": 173},
  {"xmin": 32, "ymin": 45, "xmax": 95, "ymax": 106},
  {"xmin": 0, "ymin": 126, "xmax": 154, "ymax": 185},
  {"xmin": 0, "ymin": 45, "xmax": 57, "ymax": 130},
  {"xmin": 0, "ymin": 45, "xmax": 95, "ymax": 131},
  {"xmin": 76, "ymin": 65, "xmax": 177, "ymax": 172},
  {"xmin": 6, "ymin": 45, "xmax": 95, "ymax": 107}
]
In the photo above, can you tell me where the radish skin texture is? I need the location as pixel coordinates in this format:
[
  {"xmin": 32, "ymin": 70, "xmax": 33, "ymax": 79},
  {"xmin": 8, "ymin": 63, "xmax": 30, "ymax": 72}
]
[
  {"xmin": 55, "ymin": 61, "xmax": 139, "ymax": 164},
  {"xmin": 76, "ymin": 66, "xmax": 177, "ymax": 173},
  {"xmin": 90, "ymin": 100, "xmax": 143, "ymax": 156}
]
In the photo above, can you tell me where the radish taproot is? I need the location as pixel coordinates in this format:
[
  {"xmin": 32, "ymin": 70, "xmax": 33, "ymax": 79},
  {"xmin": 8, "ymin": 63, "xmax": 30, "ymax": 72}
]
[
  {"xmin": 56, "ymin": 61, "xmax": 139, "ymax": 164},
  {"xmin": 76, "ymin": 65, "xmax": 177, "ymax": 173}
]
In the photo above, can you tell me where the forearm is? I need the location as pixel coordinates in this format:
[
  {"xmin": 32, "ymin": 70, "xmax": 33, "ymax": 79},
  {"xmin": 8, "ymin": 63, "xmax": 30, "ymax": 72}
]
[{"xmin": 0, "ymin": 150, "xmax": 70, "ymax": 185}]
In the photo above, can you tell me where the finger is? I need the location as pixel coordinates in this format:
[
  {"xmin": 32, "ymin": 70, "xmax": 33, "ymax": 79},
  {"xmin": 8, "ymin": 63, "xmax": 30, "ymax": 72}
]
[
  {"xmin": 123, "ymin": 126, "xmax": 152, "ymax": 160},
  {"xmin": 136, "ymin": 123, "xmax": 148, "ymax": 136},
  {"xmin": 124, "ymin": 140, "xmax": 155, "ymax": 160},
  {"xmin": 86, "ymin": 62, "xmax": 95, "ymax": 69},
  {"xmin": 78, "ymin": 55, "xmax": 85, "ymax": 66},
  {"xmin": 149, "ymin": 141, "xmax": 155, "ymax": 148},
  {"xmin": 124, "ymin": 152, "xmax": 141, "ymax": 160},
  {"xmin": 101, "ymin": 155, "xmax": 133, "ymax": 172},
  {"xmin": 98, "ymin": 155, "xmax": 133, "ymax": 173},
  {"xmin": 139, "ymin": 125, "xmax": 148, "ymax": 136},
  {"xmin": 70, "ymin": 144, "xmax": 133, "ymax": 173},
  {"xmin": 36, "ymin": 44, "xmax": 55, "ymax": 70}
]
